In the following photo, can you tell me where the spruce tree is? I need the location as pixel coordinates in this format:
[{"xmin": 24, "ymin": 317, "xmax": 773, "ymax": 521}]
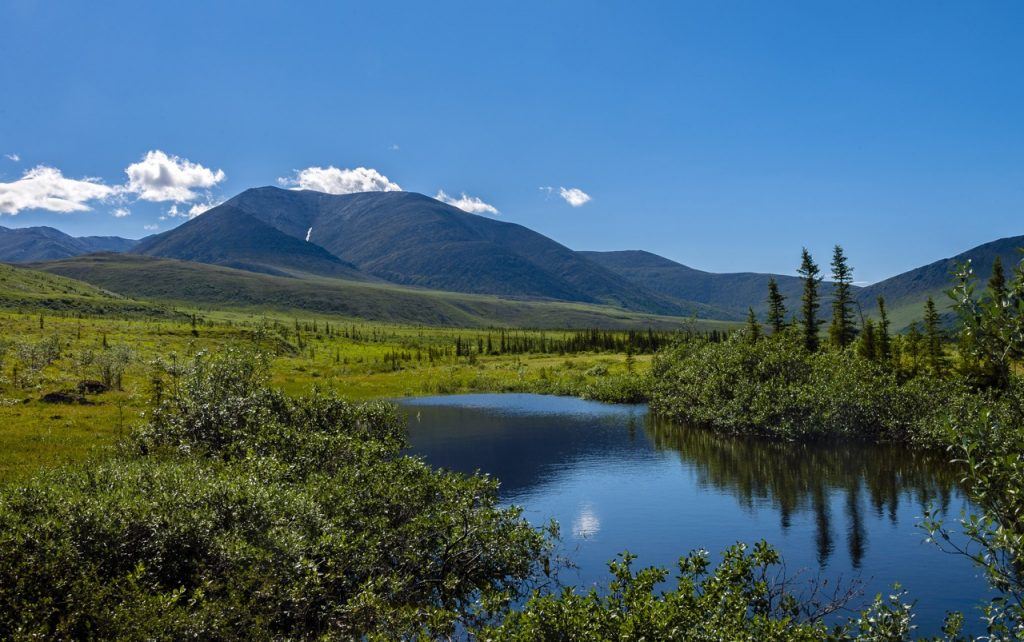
[
  {"xmin": 923, "ymin": 296, "xmax": 946, "ymax": 375},
  {"xmin": 876, "ymin": 296, "xmax": 891, "ymax": 361},
  {"xmin": 828, "ymin": 244, "xmax": 856, "ymax": 349},
  {"xmin": 906, "ymin": 322, "xmax": 922, "ymax": 375},
  {"xmin": 746, "ymin": 307, "xmax": 761, "ymax": 343},
  {"xmin": 766, "ymin": 278, "xmax": 787, "ymax": 334},
  {"xmin": 989, "ymin": 255, "xmax": 1008, "ymax": 308},
  {"xmin": 858, "ymin": 318, "xmax": 877, "ymax": 360},
  {"xmin": 798, "ymin": 248, "xmax": 823, "ymax": 352}
]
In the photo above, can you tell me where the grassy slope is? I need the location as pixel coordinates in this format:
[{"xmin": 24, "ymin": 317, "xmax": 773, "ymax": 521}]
[
  {"xmin": 857, "ymin": 234, "xmax": 1024, "ymax": 330},
  {"xmin": 0, "ymin": 262, "xmax": 175, "ymax": 317},
  {"xmin": 32, "ymin": 254, "xmax": 734, "ymax": 330}
]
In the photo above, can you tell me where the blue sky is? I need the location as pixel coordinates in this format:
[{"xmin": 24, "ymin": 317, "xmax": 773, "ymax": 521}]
[{"xmin": 1, "ymin": 1, "xmax": 1021, "ymax": 283}]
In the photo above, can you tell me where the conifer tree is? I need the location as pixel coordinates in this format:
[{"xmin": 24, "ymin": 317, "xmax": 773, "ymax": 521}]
[
  {"xmin": 906, "ymin": 322, "xmax": 922, "ymax": 375},
  {"xmin": 746, "ymin": 307, "xmax": 761, "ymax": 343},
  {"xmin": 923, "ymin": 296, "xmax": 946, "ymax": 375},
  {"xmin": 989, "ymin": 255, "xmax": 1008, "ymax": 309},
  {"xmin": 766, "ymin": 278, "xmax": 787, "ymax": 334},
  {"xmin": 828, "ymin": 245, "xmax": 856, "ymax": 349},
  {"xmin": 858, "ymin": 318, "xmax": 877, "ymax": 360},
  {"xmin": 798, "ymin": 248, "xmax": 823, "ymax": 352},
  {"xmin": 876, "ymin": 296, "xmax": 891, "ymax": 361}
]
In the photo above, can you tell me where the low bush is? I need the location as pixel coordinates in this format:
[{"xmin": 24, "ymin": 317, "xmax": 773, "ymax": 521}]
[
  {"xmin": 649, "ymin": 330, "xmax": 975, "ymax": 445},
  {"xmin": 0, "ymin": 348, "xmax": 549, "ymax": 639}
]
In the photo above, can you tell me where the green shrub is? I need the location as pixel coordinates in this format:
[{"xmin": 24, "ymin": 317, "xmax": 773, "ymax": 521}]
[
  {"xmin": 0, "ymin": 348, "xmax": 549, "ymax": 639},
  {"xmin": 650, "ymin": 331, "xmax": 972, "ymax": 445},
  {"xmin": 482, "ymin": 541, "xmax": 966, "ymax": 641}
]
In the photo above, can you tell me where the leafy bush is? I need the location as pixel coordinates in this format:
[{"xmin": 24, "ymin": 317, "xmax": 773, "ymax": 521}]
[
  {"xmin": 0, "ymin": 348, "xmax": 549, "ymax": 639},
  {"xmin": 483, "ymin": 541, "xmax": 966, "ymax": 641},
  {"xmin": 650, "ymin": 330, "xmax": 971, "ymax": 444}
]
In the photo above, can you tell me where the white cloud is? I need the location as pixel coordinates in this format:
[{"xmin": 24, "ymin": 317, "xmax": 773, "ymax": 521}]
[
  {"xmin": 0, "ymin": 165, "xmax": 116, "ymax": 215},
  {"xmin": 187, "ymin": 199, "xmax": 221, "ymax": 218},
  {"xmin": 389, "ymin": 144, "xmax": 400, "ymax": 151},
  {"xmin": 278, "ymin": 166, "xmax": 401, "ymax": 195},
  {"xmin": 124, "ymin": 150, "xmax": 225, "ymax": 202},
  {"xmin": 112, "ymin": 207, "xmax": 131, "ymax": 218},
  {"xmin": 4, "ymin": 153, "xmax": 19, "ymax": 162},
  {"xmin": 164, "ymin": 197, "xmax": 221, "ymax": 220},
  {"xmin": 434, "ymin": 189, "xmax": 499, "ymax": 215},
  {"xmin": 558, "ymin": 186, "xmax": 591, "ymax": 207},
  {"xmin": 143, "ymin": 224, "xmax": 159, "ymax": 231}
]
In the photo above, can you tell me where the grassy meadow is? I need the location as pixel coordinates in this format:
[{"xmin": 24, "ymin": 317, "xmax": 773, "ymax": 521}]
[{"xmin": 0, "ymin": 308, "xmax": 673, "ymax": 482}]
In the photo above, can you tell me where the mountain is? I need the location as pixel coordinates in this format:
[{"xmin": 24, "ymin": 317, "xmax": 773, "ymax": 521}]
[
  {"xmin": 132, "ymin": 205, "xmax": 368, "ymax": 280},
  {"xmin": 0, "ymin": 225, "xmax": 138, "ymax": 262},
  {"xmin": 75, "ymin": 236, "xmax": 138, "ymax": 253},
  {"xmin": 200, "ymin": 187, "xmax": 705, "ymax": 316},
  {"xmin": 579, "ymin": 249, "xmax": 842, "ymax": 320},
  {"xmin": 31, "ymin": 254, "xmax": 731, "ymax": 330},
  {"xmin": 857, "ymin": 234, "xmax": 1024, "ymax": 328}
]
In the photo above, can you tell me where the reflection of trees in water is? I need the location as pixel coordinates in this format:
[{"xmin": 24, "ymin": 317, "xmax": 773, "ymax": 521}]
[{"xmin": 645, "ymin": 416, "xmax": 964, "ymax": 569}]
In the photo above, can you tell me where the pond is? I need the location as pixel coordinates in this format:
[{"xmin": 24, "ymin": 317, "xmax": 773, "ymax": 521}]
[{"xmin": 400, "ymin": 393, "xmax": 991, "ymax": 637}]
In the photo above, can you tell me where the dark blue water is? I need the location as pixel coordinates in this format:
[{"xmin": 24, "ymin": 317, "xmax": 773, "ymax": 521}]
[{"xmin": 400, "ymin": 393, "xmax": 992, "ymax": 637}]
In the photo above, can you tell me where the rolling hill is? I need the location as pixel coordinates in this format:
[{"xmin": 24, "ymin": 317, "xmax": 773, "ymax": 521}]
[
  {"xmin": 0, "ymin": 261, "xmax": 174, "ymax": 317},
  {"xmin": 133, "ymin": 205, "xmax": 369, "ymax": 280},
  {"xmin": 31, "ymin": 254, "xmax": 731, "ymax": 330},
  {"xmin": 856, "ymin": 234, "xmax": 1024, "ymax": 328},
  {"xmin": 580, "ymin": 249, "xmax": 843, "ymax": 320},
  {"xmin": 0, "ymin": 225, "xmax": 137, "ymax": 262}
]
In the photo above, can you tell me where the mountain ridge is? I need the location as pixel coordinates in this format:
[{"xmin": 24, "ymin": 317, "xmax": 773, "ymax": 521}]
[
  {"xmin": 0, "ymin": 225, "xmax": 138, "ymax": 262},
  {"xmin": 151, "ymin": 187, "xmax": 712, "ymax": 317}
]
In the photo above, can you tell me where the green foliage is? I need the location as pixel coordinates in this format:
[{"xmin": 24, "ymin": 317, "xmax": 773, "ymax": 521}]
[
  {"xmin": 877, "ymin": 296, "xmax": 892, "ymax": 361},
  {"xmin": 484, "ymin": 541, "xmax": 966, "ymax": 641},
  {"xmin": 746, "ymin": 306, "xmax": 761, "ymax": 343},
  {"xmin": 767, "ymin": 276, "xmax": 787, "ymax": 334},
  {"xmin": 923, "ymin": 296, "xmax": 947, "ymax": 376},
  {"xmin": 483, "ymin": 542, "xmax": 834, "ymax": 640},
  {"xmin": 949, "ymin": 256, "xmax": 1024, "ymax": 389},
  {"xmin": 0, "ymin": 349, "xmax": 549, "ymax": 639},
  {"xmin": 829, "ymin": 245, "xmax": 857, "ymax": 349},
  {"xmin": 798, "ymin": 248, "xmax": 823, "ymax": 352},
  {"xmin": 650, "ymin": 330, "xmax": 969, "ymax": 444},
  {"xmin": 922, "ymin": 384, "xmax": 1024, "ymax": 640}
]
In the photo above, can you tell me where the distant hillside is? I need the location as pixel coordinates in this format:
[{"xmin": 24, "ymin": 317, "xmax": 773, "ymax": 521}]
[
  {"xmin": 0, "ymin": 226, "xmax": 138, "ymax": 262},
  {"xmin": 205, "ymin": 187, "xmax": 704, "ymax": 316},
  {"xmin": 0, "ymin": 262, "xmax": 172, "ymax": 317},
  {"xmin": 580, "ymin": 249, "xmax": 844, "ymax": 320},
  {"xmin": 133, "ymin": 205, "xmax": 369, "ymax": 280},
  {"xmin": 33, "ymin": 254, "xmax": 730, "ymax": 330},
  {"xmin": 857, "ymin": 234, "xmax": 1024, "ymax": 328}
]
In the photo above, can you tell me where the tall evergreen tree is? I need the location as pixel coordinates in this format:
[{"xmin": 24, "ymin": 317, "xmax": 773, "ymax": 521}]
[
  {"xmin": 876, "ymin": 296, "xmax": 891, "ymax": 361},
  {"xmin": 766, "ymin": 278, "xmax": 787, "ymax": 334},
  {"xmin": 989, "ymin": 255, "xmax": 1008, "ymax": 307},
  {"xmin": 797, "ymin": 248, "xmax": 823, "ymax": 352},
  {"xmin": 858, "ymin": 318, "xmax": 877, "ymax": 360},
  {"xmin": 745, "ymin": 307, "xmax": 761, "ymax": 343},
  {"xmin": 828, "ymin": 245, "xmax": 857, "ymax": 349},
  {"xmin": 923, "ymin": 296, "xmax": 946, "ymax": 375},
  {"xmin": 906, "ymin": 322, "xmax": 922, "ymax": 374}
]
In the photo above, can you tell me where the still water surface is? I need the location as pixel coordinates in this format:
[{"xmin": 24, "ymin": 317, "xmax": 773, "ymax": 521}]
[{"xmin": 400, "ymin": 393, "xmax": 990, "ymax": 636}]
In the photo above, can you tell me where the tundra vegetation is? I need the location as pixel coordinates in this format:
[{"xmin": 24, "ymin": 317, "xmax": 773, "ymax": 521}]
[{"xmin": 0, "ymin": 248, "xmax": 1022, "ymax": 638}]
